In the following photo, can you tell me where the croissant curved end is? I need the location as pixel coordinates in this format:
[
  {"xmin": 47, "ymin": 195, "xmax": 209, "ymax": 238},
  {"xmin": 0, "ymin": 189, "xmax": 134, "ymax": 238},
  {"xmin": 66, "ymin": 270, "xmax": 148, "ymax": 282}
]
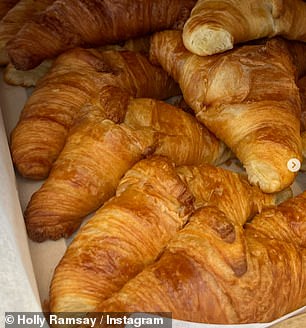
[
  {"xmin": 183, "ymin": 24, "xmax": 234, "ymax": 56},
  {"xmin": 14, "ymin": 161, "xmax": 50, "ymax": 180},
  {"xmin": 25, "ymin": 214, "xmax": 81, "ymax": 242},
  {"xmin": 245, "ymin": 160, "xmax": 295, "ymax": 194}
]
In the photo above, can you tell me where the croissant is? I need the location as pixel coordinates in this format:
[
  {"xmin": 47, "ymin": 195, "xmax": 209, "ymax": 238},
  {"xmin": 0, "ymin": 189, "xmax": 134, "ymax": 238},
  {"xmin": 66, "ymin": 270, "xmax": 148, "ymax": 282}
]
[
  {"xmin": 6, "ymin": 0, "xmax": 196, "ymax": 70},
  {"xmin": 299, "ymin": 76, "xmax": 306, "ymax": 131},
  {"xmin": 0, "ymin": 0, "xmax": 18, "ymax": 20},
  {"xmin": 150, "ymin": 30, "xmax": 303, "ymax": 193},
  {"xmin": 182, "ymin": 0, "xmax": 306, "ymax": 56},
  {"xmin": 25, "ymin": 87, "xmax": 230, "ymax": 242},
  {"xmin": 49, "ymin": 156, "xmax": 279, "ymax": 314},
  {"xmin": 10, "ymin": 48, "xmax": 180, "ymax": 180},
  {"xmin": 0, "ymin": 0, "xmax": 54, "ymax": 65},
  {"xmin": 95, "ymin": 190, "xmax": 306, "ymax": 324}
]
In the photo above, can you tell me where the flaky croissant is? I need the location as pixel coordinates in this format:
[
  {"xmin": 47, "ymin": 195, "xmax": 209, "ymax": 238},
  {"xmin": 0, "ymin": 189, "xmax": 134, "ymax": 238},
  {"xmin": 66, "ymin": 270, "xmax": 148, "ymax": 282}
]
[
  {"xmin": 49, "ymin": 157, "xmax": 193, "ymax": 313},
  {"xmin": 95, "ymin": 190, "xmax": 306, "ymax": 324},
  {"xmin": 150, "ymin": 30, "xmax": 303, "ymax": 193},
  {"xmin": 6, "ymin": 0, "xmax": 196, "ymax": 70},
  {"xmin": 0, "ymin": 0, "xmax": 18, "ymax": 20},
  {"xmin": 10, "ymin": 48, "xmax": 180, "ymax": 180},
  {"xmin": 25, "ymin": 87, "xmax": 230, "ymax": 242},
  {"xmin": 25, "ymin": 104, "xmax": 153, "ymax": 242},
  {"xmin": 49, "ymin": 156, "xmax": 279, "ymax": 314},
  {"xmin": 182, "ymin": 0, "xmax": 306, "ymax": 56},
  {"xmin": 0, "ymin": 0, "xmax": 54, "ymax": 65}
]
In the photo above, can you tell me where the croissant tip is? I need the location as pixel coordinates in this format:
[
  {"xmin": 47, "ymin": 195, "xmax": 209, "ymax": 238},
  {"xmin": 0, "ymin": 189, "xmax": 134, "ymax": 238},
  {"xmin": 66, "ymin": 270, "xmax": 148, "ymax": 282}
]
[
  {"xmin": 183, "ymin": 25, "xmax": 234, "ymax": 56},
  {"xmin": 26, "ymin": 225, "xmax": 67, "ymax": 242},
  {"xmin": 7, "ymin": 42, "xmax": 40, "ymax": 71},
  {"xmin": 25, "ymin": 216, "xmax": 80, "ymax": 242},
  {"xmin": 12, "ymin": 155, "xmax": 52, "ymax": 180}
]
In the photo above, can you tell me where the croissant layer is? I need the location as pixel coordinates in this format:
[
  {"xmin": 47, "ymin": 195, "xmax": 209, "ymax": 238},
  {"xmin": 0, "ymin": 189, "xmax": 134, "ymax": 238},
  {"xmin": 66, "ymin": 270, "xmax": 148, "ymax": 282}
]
[{"xmin": 0, "ymin": 0, "xmax": 19, "ymax": 20}]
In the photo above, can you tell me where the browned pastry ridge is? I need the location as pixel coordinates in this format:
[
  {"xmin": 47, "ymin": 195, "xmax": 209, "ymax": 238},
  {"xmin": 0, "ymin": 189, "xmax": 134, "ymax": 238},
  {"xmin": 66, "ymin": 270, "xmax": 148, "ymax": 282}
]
[
  {"xmin": 10, "ymin": 48, "xmax": 180, "ymax": 180},
  {"xmin": 25, "ymin": 86, "xmax": 230, "ymax": 242},
  {"xmin": 0, "ymin": 0, "xmax": 54, "ymax": 65},
  {"xmin": 0, "ymin": 0, "xmax": 19, "ymax": 20},
  {"xmin": 302, "ymin": 132, "xmax": 306, "ymax": 171},
  {"xmin": 94, "ymin": 189, "xmax": 306, "ymax": 324},
  {"xmin": 150, "ymin": 30, "xmax": 303, "ymax": 193},
  {"xmin": 299, "ymin": 76, "xmax": 306, "ymax": 132},
  {"xmin": 6, "ymin": 0, "xmax": 196, "ymax": 70},
  {"xmin": 49, "ymin": 156, "xmax": 280, "ymax": 314},
  {"xmin": 182, "ymin": 0, "xmax": 306, "ymax": 56}
]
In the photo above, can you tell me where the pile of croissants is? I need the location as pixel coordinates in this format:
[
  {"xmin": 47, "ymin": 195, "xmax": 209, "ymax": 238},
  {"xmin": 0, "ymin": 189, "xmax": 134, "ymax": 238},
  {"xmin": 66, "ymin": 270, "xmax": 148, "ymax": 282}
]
[{"xmin": 2, "ymin": 0, "xmax": 306, "ymax": 325}]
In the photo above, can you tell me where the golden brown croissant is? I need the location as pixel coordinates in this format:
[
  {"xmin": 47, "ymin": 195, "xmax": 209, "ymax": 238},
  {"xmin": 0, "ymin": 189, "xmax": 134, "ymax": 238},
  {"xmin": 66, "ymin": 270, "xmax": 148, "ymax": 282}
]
[
  {"xmin": 150, "ymin": 30, "xmax": 303, "ymax": 193},
  {"xmin": 0, "ymin": 0, "xmax": 54, "ymax": 65},
  {"xmin": 96, "ymin": 190, "xmax": 306, "ymax": 324},
  {"xmin": 25, "ymin": 87, "xmax": 230, "ymax": 242},
  {"xmin": 25, "ymin": 105, "xmax": 153, "ymax": 242},
  {"xmin": 0, "ymin": 0, "xmax": 19, "ymax": 20},
  {"xmin": 182, "ymin": 0, "xmax": 306, "ymax": 56},
  {"xmin": 299, "ymin": 76, "xmax": 306, "ymax": 131},
  {"xmin": 10, "ymin": 48, "xmax": 180, "ymax": 180},
  {"xmin": 6, "ymin": 0, "xmax": 196, "ymax": 70},
  {"xmin": 49, "ymin": 156, "xmax": 193, "ymax": 313},
  {"xmin": 49, "ymin": 156, "xmax": 279, "ymax": 314}
]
